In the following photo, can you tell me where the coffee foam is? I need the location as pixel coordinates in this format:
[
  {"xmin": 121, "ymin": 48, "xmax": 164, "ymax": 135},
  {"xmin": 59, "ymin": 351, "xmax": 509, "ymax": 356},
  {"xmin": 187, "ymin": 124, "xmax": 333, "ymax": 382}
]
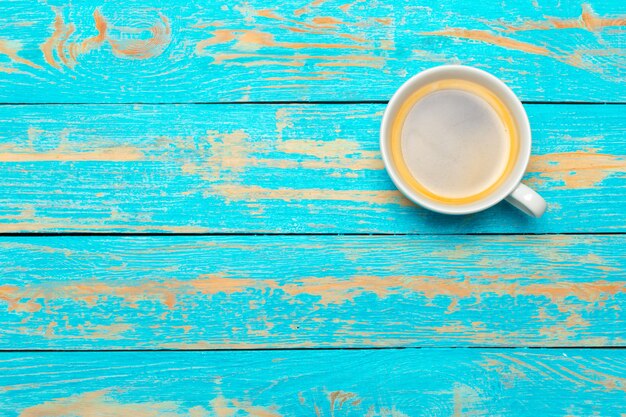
[{"xmin": 390, "ymin": 79, "xmax": 518, "ymax": 205}]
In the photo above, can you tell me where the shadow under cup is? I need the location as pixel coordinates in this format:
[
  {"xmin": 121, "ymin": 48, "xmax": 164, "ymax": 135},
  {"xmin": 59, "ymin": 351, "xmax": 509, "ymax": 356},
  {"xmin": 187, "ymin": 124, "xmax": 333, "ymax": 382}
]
[{"xmin": 380, "ymin": 66, "xmax": 532, "ymax": 215}]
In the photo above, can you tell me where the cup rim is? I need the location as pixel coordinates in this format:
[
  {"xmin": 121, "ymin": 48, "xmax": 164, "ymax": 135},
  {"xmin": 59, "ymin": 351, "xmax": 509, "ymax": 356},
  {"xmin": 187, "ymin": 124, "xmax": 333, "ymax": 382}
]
[{"xmin": 380, "ymin": 65, "xmax": 531, "ymax": 215}]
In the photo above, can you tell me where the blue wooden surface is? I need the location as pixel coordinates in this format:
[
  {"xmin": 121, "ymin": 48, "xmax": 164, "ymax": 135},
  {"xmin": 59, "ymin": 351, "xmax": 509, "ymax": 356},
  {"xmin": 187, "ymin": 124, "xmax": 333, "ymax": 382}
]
[
  {"xmin": 0, "ymin": 104, "xmax": 624, "ymax": 233},
  {"xmin": 1, "ymin": 235, "xmax": 624, "ymax": 349},
  {"xmin": 2, "ymin": 350, "xmax": 626, "ymax": 416},
  {"xmin": 0, "ymin": 1, "xmax": 625, "ymax": 102},
  {"xmin": 1, "ymin": 0, "xmax": 625, "ymax": 413}
]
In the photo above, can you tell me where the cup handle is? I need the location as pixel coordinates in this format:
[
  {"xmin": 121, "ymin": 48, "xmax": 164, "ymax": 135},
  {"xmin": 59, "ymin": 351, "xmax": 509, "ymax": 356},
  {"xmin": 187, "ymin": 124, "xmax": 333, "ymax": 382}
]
[{"xmin": 505, "ymin": 183, "xmax": 547, "ymax": 218}]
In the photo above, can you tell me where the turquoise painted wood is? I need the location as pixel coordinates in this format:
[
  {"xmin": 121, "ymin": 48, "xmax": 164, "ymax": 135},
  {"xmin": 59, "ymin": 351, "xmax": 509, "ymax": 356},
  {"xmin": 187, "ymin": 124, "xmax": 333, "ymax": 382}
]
[
  {"xmin": 0, "ymin": 104, "xmax": 624, "ymax": 233},
  {"xmin": 0, "ymin": 1, "xmax": 625, "ymax": 103},
  {"xmin": 1, "ymin": 350, "xmax": 625, "ymax": 416},
  {"xmin": 1, "ymin": 235, "xmax": 624, "ymax": 349},
  {"xmin": 1, "ymin": 0, "xmax": 625, "ymax": 413}
]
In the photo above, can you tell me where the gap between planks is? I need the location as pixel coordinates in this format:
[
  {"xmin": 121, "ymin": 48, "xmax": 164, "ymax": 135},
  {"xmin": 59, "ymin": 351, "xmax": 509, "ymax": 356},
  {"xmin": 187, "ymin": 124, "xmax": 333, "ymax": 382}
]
[
  {"xmin": 0, "ymin": 101, "xmax": 625, "ymax": 106},
  {"xmin": 2, "ymin": 346, "xmax": 626, "ymax": 353},
  {"xmin": 0, "ymin": 231, "xmax": 624, "ymax": 237}
]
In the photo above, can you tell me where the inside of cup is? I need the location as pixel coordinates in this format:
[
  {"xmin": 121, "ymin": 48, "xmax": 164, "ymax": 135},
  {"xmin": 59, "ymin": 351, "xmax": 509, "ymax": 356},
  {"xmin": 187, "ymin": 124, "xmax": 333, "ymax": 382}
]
[{"xmin": 381, "ymin": 66, "xmax": 531, "ymax": 214}]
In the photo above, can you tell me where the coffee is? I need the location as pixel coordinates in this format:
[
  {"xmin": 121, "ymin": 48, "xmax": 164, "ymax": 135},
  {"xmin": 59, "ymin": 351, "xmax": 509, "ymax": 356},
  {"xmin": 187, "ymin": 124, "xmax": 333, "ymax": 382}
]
[{"xmin": 390, "ymin": 79, "xmax": 519, "ymax": 204}]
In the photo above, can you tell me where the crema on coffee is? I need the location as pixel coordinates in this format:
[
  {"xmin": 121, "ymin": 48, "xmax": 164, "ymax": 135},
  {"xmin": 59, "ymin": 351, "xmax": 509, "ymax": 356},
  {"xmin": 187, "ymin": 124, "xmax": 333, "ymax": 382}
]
[{"xmin": 390, "ymin": 79, "xmax": 519, "ymax": 204}]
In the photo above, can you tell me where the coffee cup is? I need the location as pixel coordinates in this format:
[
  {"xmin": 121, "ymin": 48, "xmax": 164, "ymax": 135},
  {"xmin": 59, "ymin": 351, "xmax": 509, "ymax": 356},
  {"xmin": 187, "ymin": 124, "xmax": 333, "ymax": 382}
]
[{"xmin": 380, "ymin": 65, "xmax": 546, "ymax": 217}]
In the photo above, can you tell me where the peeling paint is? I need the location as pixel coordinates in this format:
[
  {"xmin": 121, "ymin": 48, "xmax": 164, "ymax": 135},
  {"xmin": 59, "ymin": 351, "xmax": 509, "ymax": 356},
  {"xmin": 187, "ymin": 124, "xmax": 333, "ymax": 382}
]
[
  {"xmin": 19, "ymin": 390, "xmax": 181, "ymax": 417},
  {"xmin": 276, "ymin": 138, "xmax": 382, "ymax": 170},
  {"xmin": 294, "ymin": 0, "xmax": 329, "ymax": 17},
  {"xmin": 482, "ymin": 352, "xmax": 626, "ymax": 393},
  {"xmin": 47, "ymin": 322, "xmax": 134, "ymax": 340},
  {"xmin": 40, "ymin": 8, "xmax": 67, "ymax": 69},
  {"xmin": 339, "ymin": 0, "xmax": 366, "ymax": 14},
  {"xmin": 18, "ymin": 390, "xmax": 283, "ymax": 417},
  {"xmin": 210, "ymin": 184, "xmax": 409, "ymax": 206},
  {"xmin": 421, "ymin": 4, "xmax": 625, "ymax": 78},
  {"xmin": 38, "ymin": 7, "xmax": 170, "ymax": 69},
  {"xmin": 108, "ymin": 13, "xmax": 171, "ymax": 59},
  {"xmin": 452, "ymin": 383, "xmax": 483, "ymax": 417},
  {"xmin": 169, "ymin": 129, "xmax": 386, "ymax": 192},
  {"xmin": 502, "ymin": 4, "xmax": 626, "ymax": 33},
  {"xmin": 208, "ymin": 51, "xmax": 385, "ymax": 68},
  {"xmin": 281, "ymin": 24, "xmax": 369, "ymax": 43},
  {"xmin": 69, "ymin": 9, "xmax": 108, "ymax": 61},
  {"xmin": 421, "ymin": 28, "xmax": 550, "ymax": 56},
  {"xmin": 0, "ymin": 144, "xmax": 144, "ymax": 162},
  {"xmin": 0, "ymin": 219, "xmax": 211, "ymax": 234},
  {"xmin": 0, "ymin": 39, "xmax": 43, "ymax": 69},
  {"xmin": 0, "ymin": 274, "xmax": 273, "ymax": 314},
  {"xmin": 4, "ymin": 271, "xmax": 622, "ymax": 325},
  {"xmin": 328, "ymin": 390, "xmax": 358, "ymax": 415},
  {"xmin": 528, "ymin": 150, "xmax": 625, "ymax": 189},
  {"xmin": 180, "ymin": 130, "xmax": 254, "ymax": 182},
  {"xmin": 196, "ymin": 28, "xmax": 370, "ymax": 55}
]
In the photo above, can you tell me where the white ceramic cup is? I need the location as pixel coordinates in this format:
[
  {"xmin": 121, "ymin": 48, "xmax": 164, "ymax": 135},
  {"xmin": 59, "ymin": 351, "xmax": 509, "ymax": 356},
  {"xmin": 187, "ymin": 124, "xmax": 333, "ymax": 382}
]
[{"xmin": 380, "ymin": 65, "xmax": 547, "ymax": 217}]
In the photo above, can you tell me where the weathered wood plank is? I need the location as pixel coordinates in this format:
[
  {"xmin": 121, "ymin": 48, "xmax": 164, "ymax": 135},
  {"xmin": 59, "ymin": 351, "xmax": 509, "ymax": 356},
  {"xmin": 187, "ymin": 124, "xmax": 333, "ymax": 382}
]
[
  {"xmin": 0, "ymin": 1, "xmax": 624, "ymax": 102},
  {"xmin": 0, "ymin": 104, "xmax": 623, "ymax": 233},
  {"xmin": 1, "ymin": 350, "xmax": 625, "ymax": 416},
  {"xmin": 1, "ymin": 235, "xmax": 624, "ymax": 349}
]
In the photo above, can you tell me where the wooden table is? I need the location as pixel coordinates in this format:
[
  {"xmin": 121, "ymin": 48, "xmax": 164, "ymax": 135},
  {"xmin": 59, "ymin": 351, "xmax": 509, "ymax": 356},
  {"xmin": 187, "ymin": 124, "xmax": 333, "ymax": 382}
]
[{"xmin": 1, "ymin": 1, "xmax": 625, "ymax": 415}]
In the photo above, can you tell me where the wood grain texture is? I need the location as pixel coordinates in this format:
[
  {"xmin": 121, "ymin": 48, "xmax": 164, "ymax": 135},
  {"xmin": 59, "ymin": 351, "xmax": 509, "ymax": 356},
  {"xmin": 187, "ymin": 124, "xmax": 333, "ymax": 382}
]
[
  {"xmin": 1, "ymin": 1, "xmax": 624, "ymax": 413},
  {"xmin": 1, "ymin": 235, "xmax": 624, "ymax": 349},
  {"xmin": 1, "ymin": 350, "xmax": 625, "ymax": 416},
  {"xmin": 0, "ymin": 103, "xmax": 623, "ymax": 233},
  {"xmin": 0, "ymin": 0, "xmax": 624, "ymax": 102}
]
